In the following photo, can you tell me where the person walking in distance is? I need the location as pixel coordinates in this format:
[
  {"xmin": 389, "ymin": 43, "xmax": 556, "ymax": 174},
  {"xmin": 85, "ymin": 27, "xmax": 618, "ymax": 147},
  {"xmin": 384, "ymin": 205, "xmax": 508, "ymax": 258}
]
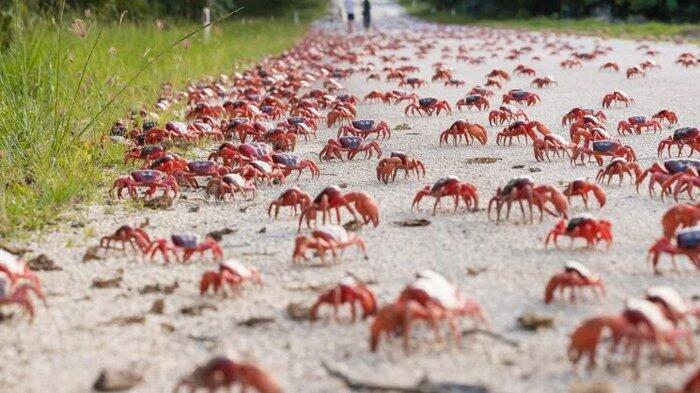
[
  {"xmin": 362, "ymin": 0, "xmax": 371, "ymax": 31},
  {"xmin": 345, "ymin": 0, "xmax": 356, "ymax": 33}
]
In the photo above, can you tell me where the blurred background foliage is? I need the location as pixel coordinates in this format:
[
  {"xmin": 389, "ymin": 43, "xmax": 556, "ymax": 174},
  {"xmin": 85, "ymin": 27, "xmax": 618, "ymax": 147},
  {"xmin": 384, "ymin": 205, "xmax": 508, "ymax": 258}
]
[{"xmin": 409, "ymin": 0, "xmax": 699, "ymax": 22}]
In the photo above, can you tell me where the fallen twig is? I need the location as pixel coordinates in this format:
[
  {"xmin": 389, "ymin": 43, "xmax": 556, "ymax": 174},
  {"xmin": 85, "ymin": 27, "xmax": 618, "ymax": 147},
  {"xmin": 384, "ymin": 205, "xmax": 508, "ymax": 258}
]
[
  {"xmin": 461, "ymin": 328, "xmax": 520, "ymax": 348},
  {"xmin": 322, "ymin": 361, "xmax": 490, "ymax": 393}
]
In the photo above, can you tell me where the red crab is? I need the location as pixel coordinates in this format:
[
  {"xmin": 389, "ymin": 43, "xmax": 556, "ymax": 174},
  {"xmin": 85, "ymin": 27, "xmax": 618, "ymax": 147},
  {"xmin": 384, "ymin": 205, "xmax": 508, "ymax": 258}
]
[
  {"xmin": 636, "ymin": 159, "xmax": 700, "ymax": 196},
  {"xmin": 319, "ymin": 136, "xmax": 382, "ymax": 161},
  {"xmin": 298, "ymin": 187, "xmax": 379, "ymax": 231},
  {"xmin": 389, "ymin": 90, "xmax": 419, "ymax": 105},
  {"xmin": 571, "ymin": 140, "xmax": 636, "ymax": 166},
  {"xmin": 545, "ymin": 214, "xmax": 612, "ymax": 249},
  {"xmin": 598, "ymin": 62, "xmax": 619, "ymax": 72},
  {"xmin": 310, "ymin": 276, "xmax": 377, "ymax": 322},
  {"xmin": 174, "ymin": 357, "xmax": 281, "ymax": 393},
  {"xmin": 562, "ymin": 107, "xmax": 606, "ymax": 126},
  {"xmin": 278, "ymin": 116, "xmax": 317, "ymax": 141},
  {"xmin": 455, "ymin": 95, "xmax": 490, "ymax": 111},
  {"xmin": 208, "ymin": 142, "xmax": 273, "ymax": 166},
  {"xmin": 404, "ymin": 97, "xmax": 452, "ymax": 116},
  {"xmin": 560, "ymin": 59, "xmax": 582, "ymax": 68},
  {"xmin": 487, "ymin": 176, "xmax": 568, "ymax": 223},
  {"xmin": 488, "ymin": 104, "xmax": 529, "ymax": 125},
  {"xmin": 617, "ymin": 116, "xmax": 661, "ymax": 135},
  {"xmin": 468, "ymin": 85, "xmax": 494, "ymax": 98},
  {"xmin": 148, "ymin": 234, "xmax": 223, "ymax": 264},
  {"xmin": 502, "ymin": 89, "xmax": 540, "ymax": 106},
  {"xmin": 371, "ymin": 270, "xmax": 488, "ymax": 352},
  {"xmin": 148, "ymin": 154, "xmax": 188, "ymax": 175},
  {"xmin": 0, "ymin": 250, "xmax": 44, "ymax": 300},
  {"xmin": 338, "ymin": 119, "xmax": 391, "ymax": 140},
  {"xmin": 568, "ymin": 299, "xmax": 693, "ymax": 372},
  {"xmin": 649, "ymin": 226, "xmax": 700, "ymax": 273},
  {"xmin": 486, "ymin": 68, "xmax": 510, "ymax": 80},
  {"xmin": 364, "ymin": 91, "xmax": 391, "ymax": 104},
  {"xmin": 376, "ymin": 152, "xmax": 426, "ymax": 184},
  {"xmin": 514, "ymin": 64, "xmax": 536, "ymax": 76},
  {"xmin": 412, "ymin": 176, "xmax": 479, "ymax": 215},
  {"xmin": 645, "ymin": 286, "xmax": 700, "ymax": 327},
  {"xmin": 399, "ymin": 77, "xmax": 427, "ymax": 89},
  {"xmin": 652, "ymin": 109, "xmax": 679, "ymax": 125},
  {"xmin": 174, "ymin": 160, "xmax": 230, "ymax": 189},
  {"xmin": 563, "ymin": 179, "xmax": 606, "ymax": 209},
  {"xmin": 544, "ymin": 261, "xmax": 605, "ymax": 304},
  {"xmin": 123, "ymin": 145, "xmax": 166, "ymax": 166},
  {"xmin": 440, "ymin": 120, "xmax": 488, "ymax": 146},
  {"xmin": 602, "ymin": 90, "xmax": 635, "ymax": 108},
  {"xmin": 200, "ymin": 259, "xmax": 262, "ymax": 296},
  {"xmin": 205, "ymin": 174, "xmax": 256, "ymax": 201},
  {"xmin": 271, "ymin": 153, "xmax": 320, "ymax": 179},
  {"xmin": 237, "ymin": 160, "xmax": 286, "ymax": 186},
  {"xmin": 533, "ymin": 134, "xmax": 574, "ymax": 162},
  {"xmin": 626, "ymin": 66, "xmax": 645, "ymax": 79},
  {"xmin": 292, "ymin": 225, "xmax": 367, "ymax": 264},
  {"xmin": 268, "ymin": 187, "xmax": 312, "ymax": 219},
  {"xmin": 496, "ymin": 120, "xmax": 550, "ymax": 146},
  {"xmin": 99, "ymin": 225, "xmax": 151, "ymax": 253},
  {"xmin": 658, "ymin": 128, "xmax": 700, "ymax": 158},
  {"xmin": 661, "ymin": 166, "xmax": 700, "ymax": 202},
  {"xmin": 659, "ymin": 203, "xmax": 700, "ymax": 238},
  {"xmin": 595, "ymin": 157, "xmax": 642, "ymax": 185},
  {"xmin": 326, "ymin": 105, "xmax": 355, "ymax": 128},
  {"xmin": 110, "ymin": 170, "xmax": 178, "ymax": 199},
  {"xmin": 0, "ymin": 278, "xmax": 42, "ymax": 320},
  {"xmin": 530, "ymin": 76, "xmax": 557, "ymax": 88}
]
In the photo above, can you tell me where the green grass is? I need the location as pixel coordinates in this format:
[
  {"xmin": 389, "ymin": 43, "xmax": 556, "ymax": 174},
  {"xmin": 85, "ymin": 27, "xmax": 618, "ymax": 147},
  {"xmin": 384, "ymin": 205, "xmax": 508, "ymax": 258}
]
[
  {"xmin": 398, "ymin": 0, "xmax": 700, "ymax": 42},
  {"xmin": 0, "ymin": 4, "xmax": 326, "ymax": 237}
]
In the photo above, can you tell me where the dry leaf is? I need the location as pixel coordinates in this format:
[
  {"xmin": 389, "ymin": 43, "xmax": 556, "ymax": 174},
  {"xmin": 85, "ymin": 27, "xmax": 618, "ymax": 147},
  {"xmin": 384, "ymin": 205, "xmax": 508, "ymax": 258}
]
[
  {"xmin": 343, "ymin": 220, "xmax": 363, "ymax": 232},
  {"xmin": 144, "ymin": 194, "xmax": 173, "ymax": 209},
  {"xmin": 570, "ymin": 382, "xmax": 617, "ymax": 393},
  {"xmin": 237, "ymin": 316, "xmax": 275, "ymax": 327},
  {"xmin": 149, "ymin": 299, "xmax": 165, "ymax": 315},
  {"xmin": 180, "ymin": 303, "xmax": 217, "ymax": 316},
  {"xmin": 92, "ymin": 276, "xmax": 122, "ymax": 289},
  {"xmin": 206, "ymin": 227, "xmax": 237, "ymax": 242},
  {"xmin": 83, "ymin": 246, "xmax": 103, "ymax": 263},
  {"xmin": 27, "ymin": 254, "xmax": 61, "ymax": 271},
  {"xmin": 394, "ymin": 123, "xmax": 412, "ymax": 130},
  {"xmin": 287, "ymin": 302, "xmax": 312, "ymax": 321},
  {"xmin": 139, "ymin": 281, "xmax": 178, "ymax": 295},
  {"xmin": 106, "ymin": 315, "xmax": 145, "ymax": 326},
  {"xmin": 393, "ymin": 219, "xmax": 431, "ymax": 227},
  {"xmin": 155, "ymin": 19, "xmax": 166, "ymax": 30},
  {"xmin": 108, "ymin": 47, "xmax": 117, "ymax": 56},
  {"xmin": 518, "ymin": 312, "xmax": 554, "ymax": 330},
  {"xmin": 466, "ymin": 157, "xmax": 502, "ymax": 164},
  {"xmin": 70, "ymin": 19, "xmax": 89, "ymax": 38}
]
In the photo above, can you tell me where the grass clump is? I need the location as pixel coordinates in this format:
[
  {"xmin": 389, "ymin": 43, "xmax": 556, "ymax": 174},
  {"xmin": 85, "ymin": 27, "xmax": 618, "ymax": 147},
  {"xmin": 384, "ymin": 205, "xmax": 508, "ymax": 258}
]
[
  {"xmin": 0, "ymin": 3, "xmax": 326, "ymax": 236},
  {"xmin": 398, "ymin": 0, "xmax": 700, "ymax": 42}
]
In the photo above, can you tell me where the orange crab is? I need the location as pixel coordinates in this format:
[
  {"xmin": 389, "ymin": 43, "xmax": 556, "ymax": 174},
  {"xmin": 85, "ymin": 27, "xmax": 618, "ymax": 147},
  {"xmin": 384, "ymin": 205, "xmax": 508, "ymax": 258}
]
[
  {"xmin": 174, "ymin": 357, "xmax": 281, "ymax": 393},
  {"xmin": 310, "ymin": 276, "xmax": 377, "ymax": 322},
  {"xmin": 563, "ymin": 179, "xmax": 606, "ymax": 209},
  {"xmin": 199, "ymin": 259, "xmax": 263, "ymax": 296},
  {"xmin": 412, "ymin": 176, "xmax": 479, "ymax": 215},
  {"xmin": 439, "ymin": 120, "xmax": 488, "ymax": 146},
  {"xmin": 267, "ymin": 187, "xmax": 312, "ymax": 219},
  {"xmin": 376, "ymin": 151, "xmax": 426, "ymax": 184},
  {"xmin": 292, "ymin": 225, "xmax": 368, "ymax": 264},
  {"xmin": 545, "ymin": 215, "xmax": 612, "ymax": 249},
  {"xmin": 544, "ymin": 261, "xmax": 605, "ymax": 304}
]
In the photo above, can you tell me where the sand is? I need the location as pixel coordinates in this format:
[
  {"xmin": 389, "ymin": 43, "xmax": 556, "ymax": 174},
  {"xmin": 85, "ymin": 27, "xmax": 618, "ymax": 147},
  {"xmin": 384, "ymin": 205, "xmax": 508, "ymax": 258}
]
[{"xmin": 2, "ymin": 1, "xmax": 699, "ymax": 392}]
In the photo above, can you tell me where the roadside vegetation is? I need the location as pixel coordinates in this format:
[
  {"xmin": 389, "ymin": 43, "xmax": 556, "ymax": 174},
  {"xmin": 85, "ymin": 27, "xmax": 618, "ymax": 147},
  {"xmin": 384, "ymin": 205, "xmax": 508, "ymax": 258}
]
[
  {"xmin": 398, "ymin": 0, "xmax": 700, "ymax": 42},
  {"xmin": 0, "ymin": 1, "xmax": 326, "ymax": 236}
]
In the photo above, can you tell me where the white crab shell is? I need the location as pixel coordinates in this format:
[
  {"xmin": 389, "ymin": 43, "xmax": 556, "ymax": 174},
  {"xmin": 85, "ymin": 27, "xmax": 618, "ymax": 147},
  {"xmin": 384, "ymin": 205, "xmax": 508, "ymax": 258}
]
[
  {"xmin": 315, "ymin": 225, "xmax": 349, "ymax": 242},
  {"xmin": 340, "ymin": 275, "xmax": 357, "ymax": 287},
  {"xmin": 221, "ymin": 259, "xmax": 252, "ymax": 278},
  {"xmin": 411, "ymin": 270, "xmax": 461, "ymax": 309},
  {"xmin": 251, "ymin": 160, "xmax": 272, "ymax": 173},
  {"xmin": 564, "ymin": 260, "xmax": 597, "ymax": 281},
  {"xmin": 625, "ymin": 298, "xmax": 673, "ymax": 331},
  {"xmin": 646, "ymin": 286, "xmax": 689, "ymax": 314},
  {"xmin": 0, "ymin": 249, "xmax": 23, "ymax": 274}
]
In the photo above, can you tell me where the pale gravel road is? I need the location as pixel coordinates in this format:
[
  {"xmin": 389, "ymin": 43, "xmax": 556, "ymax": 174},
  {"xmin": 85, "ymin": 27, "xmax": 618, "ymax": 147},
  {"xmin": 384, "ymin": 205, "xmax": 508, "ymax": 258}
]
[{"xmin": 2, "ymin": 1, "xmax": 699, "ymax": 392}]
